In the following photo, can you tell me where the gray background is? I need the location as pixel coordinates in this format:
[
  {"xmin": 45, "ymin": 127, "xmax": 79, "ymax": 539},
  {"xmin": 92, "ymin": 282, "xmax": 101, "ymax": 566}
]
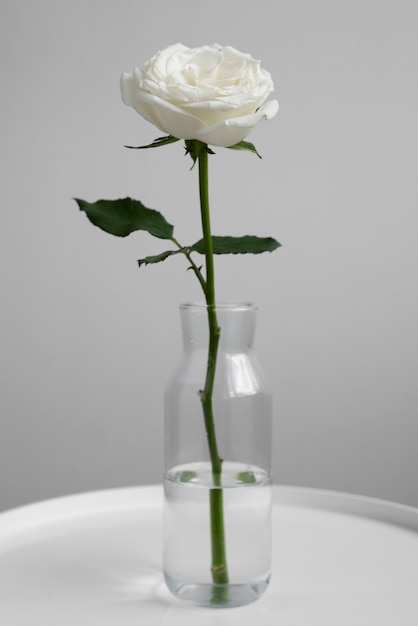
[{"xmin": 1, "ymin": 0, "xmax": 417, "ymax": 511}]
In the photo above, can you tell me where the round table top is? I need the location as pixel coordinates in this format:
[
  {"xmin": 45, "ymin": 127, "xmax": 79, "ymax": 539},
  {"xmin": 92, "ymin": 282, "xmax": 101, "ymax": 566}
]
[{"xmin": 0, "ymin": 485, "xmax": 417, "ymax": 625}]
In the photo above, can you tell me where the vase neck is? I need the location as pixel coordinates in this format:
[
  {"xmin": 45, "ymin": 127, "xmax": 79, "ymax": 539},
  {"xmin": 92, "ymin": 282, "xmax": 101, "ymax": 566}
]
[{"xmin": 179, "ymin": 302, "xmax": 257, "ymax": 353}]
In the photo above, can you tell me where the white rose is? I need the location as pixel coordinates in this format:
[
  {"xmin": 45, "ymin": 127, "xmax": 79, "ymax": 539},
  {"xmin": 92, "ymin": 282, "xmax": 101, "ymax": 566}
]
[{"xmin": 120, "ymin": 43, "xmax": 279, "ymax": 148}]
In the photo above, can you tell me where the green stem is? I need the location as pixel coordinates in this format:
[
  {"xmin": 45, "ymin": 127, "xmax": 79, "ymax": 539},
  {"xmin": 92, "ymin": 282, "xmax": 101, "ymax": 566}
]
[
  {"xmin": 171, "ymin": 237, "xmax": 207, "ymax": 293},
  {"xmin": 197, "ymin": 143, "xmax": 229, "ymax": 588}
]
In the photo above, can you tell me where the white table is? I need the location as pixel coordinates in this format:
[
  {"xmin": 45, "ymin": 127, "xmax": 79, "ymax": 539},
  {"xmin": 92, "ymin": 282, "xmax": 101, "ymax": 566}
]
[{"xmin": 0, "ymin": 485, "xmax": 417, "ymax": 625}]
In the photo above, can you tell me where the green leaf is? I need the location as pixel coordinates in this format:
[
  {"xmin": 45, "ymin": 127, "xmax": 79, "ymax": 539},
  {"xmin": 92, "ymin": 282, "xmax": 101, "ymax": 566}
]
[
  {"xmin": 137, "ymin": 249, "xmax": 181, "ymax": 267},
  {"xmin": 190, "ymin": 235, "xmax": 281, "ymax": 255},
  {"xmin": 236, "ymin": 471, "xmax": 256, "ymax": 484},
  {"xmin": 227, "ymin": 141, "xmax": 262, "ymax": 158},
  {"xmin": 179, "ymin": 471, "xmax": 197, "ymax": 483},
  {"xmin": 124, "ymin": 135, "xmax": 180, "ymax": 149},
  {"xmin": 74, "ymin": 197, "xmax": 174, "ymax": 240}
]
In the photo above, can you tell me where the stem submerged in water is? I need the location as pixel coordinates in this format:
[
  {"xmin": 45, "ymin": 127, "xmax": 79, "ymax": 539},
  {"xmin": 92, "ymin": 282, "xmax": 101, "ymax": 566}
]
[{"xmin": 197, "ymin": 143, "xmax": 229, "ymax": 589}]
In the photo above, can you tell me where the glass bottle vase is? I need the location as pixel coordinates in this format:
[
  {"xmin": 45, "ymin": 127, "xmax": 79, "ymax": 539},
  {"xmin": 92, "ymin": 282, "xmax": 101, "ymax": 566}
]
[{"xmin": 163, "ymin": 302, "xmax": 273, "ymax": 608}]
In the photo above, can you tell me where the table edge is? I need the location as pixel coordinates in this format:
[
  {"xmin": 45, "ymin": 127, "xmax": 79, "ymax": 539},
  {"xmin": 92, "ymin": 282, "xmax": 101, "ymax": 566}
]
[{"xmin": 0, "ymin": 485, "xmax": 417, "ymax": 535}]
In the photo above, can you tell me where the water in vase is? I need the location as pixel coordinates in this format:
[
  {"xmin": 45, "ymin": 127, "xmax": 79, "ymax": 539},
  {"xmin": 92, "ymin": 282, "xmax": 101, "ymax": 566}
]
[{"xmin": 163, "ymin": 460, "xmax": 272, "ymax": 607}]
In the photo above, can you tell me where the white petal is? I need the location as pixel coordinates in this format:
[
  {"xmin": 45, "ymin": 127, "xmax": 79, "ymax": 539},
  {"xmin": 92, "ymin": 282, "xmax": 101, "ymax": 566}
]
[
  {"xmin": 120, "ymin": 72, "xmax": 136, "ymax": 107},
  {"xmin": 126, "ymin": 90, "xmax": 206, "ymax": 139},
  {"xmin": 194, "ymin": 99, "xmax": 279, "ymax": 147},
  {"xmin": 195, "ymin": 122, "xmax": 251, "ymax": 147},
  {"xmin": 258, "ymin": 99, "xmax": 279, "ymax": 119},
  {"xmin": 225, "ymin": 100, "xmax": 279, "ymax": 127}
]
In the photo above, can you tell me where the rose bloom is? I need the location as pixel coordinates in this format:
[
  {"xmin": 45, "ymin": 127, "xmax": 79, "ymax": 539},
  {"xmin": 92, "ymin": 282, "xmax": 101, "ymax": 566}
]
[{"xmin": 120, "ymin": 43, "xmax": 278, "ymax": 148}]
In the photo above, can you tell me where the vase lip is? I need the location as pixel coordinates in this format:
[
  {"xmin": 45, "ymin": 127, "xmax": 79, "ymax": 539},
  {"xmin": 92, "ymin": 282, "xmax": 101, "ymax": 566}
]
[{"xmin": 180, "ymin": 301, "xmax": 258, "ymax": 312}]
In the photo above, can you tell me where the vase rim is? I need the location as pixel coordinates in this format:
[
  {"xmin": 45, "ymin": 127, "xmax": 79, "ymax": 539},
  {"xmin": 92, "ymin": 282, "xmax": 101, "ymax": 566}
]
[{"xmin": 180, "ymin": 301, "xmax": 258, "ymax": 311}]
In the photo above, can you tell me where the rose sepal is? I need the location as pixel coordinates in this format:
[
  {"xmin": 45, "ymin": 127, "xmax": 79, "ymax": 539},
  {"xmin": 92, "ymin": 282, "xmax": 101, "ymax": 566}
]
[
  {"xmin": 124, "ymin": 135, "xmax": 180, "ymax": 150},
  {"xmin": 227, "ymin": 140, "xmax": 262, "ymax": 158}
]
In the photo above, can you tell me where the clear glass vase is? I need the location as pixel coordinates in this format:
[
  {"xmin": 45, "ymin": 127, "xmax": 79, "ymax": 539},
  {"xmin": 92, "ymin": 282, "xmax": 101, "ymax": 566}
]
[{"xmin": 163, "ymin": 302, "xmax": 273, "ymax": 608}]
